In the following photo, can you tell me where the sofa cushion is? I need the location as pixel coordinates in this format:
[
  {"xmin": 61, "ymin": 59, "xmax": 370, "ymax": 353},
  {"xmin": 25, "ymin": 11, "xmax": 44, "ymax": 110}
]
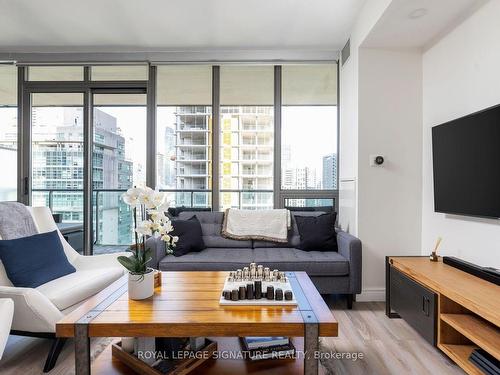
[
  {"xmin": 253, "ymin": 248, "xmax": 349, "ymax": 276},
  {"xmin": 159, "ymin": 248, "xmax": 255, "ymax": 271},
  {"xmin": 171, "ymin": 216, "xmax": 206, "ymax": 256},
  {"xmin": 294, "ymin": 212, "xmax": 338, "ymax": 251},
  {"xmin": 254, "ymin": 211, "xmax": 327, "ymax": 248},
  {"xmin": 36, "ymin": 267, "xmax": 123, "ymax": 310},
  {"xmin": 0, "ymin": 230, "xmax": 76, "ymax": 288},
  {"xmin": 178, "ymin": 211, "xmax": 252, "ymax": 248}
]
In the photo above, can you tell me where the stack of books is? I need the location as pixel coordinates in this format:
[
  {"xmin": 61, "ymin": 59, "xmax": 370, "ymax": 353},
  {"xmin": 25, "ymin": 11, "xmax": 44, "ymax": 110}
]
[
  {"xmin": 241, "ymin": 337, "xmax": 295, "ymax": 361},
  {"xmin": 469, "ymin": 349, "xmax": 500, "ymax": 375}
]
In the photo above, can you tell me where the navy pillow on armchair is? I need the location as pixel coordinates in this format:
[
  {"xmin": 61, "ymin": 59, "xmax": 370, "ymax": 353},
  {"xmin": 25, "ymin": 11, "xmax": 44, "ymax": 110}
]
[{"xmin": 0, "ymin": 230, "xmax": 76, "ymax": 288}]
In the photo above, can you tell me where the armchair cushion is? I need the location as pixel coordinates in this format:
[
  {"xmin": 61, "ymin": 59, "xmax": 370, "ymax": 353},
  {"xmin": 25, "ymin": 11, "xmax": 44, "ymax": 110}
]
[
  {"xmin": 36, "ymin": 267, "xmax": 123, "ymax": 310},
  {"xmin": 0, "ymin": 230, "xmax": 76, "ymax": 288},
  {"xmin": 0, "ymin": 298, "xmax": 14, "ymax": 360}
]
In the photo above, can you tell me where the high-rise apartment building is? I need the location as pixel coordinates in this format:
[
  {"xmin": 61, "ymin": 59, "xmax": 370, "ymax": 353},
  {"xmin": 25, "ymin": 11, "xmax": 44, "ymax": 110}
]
[
  {"xmin": 322, "ymin": 153, "xmax": 338, "ymax": 190},
  {"xmin": 220, "ymin": 106, "xmax": 274, "ymax": 210},
  {"xmin": 30, "ymin": 107, "xmax": 133, "ymax": 247},
  {"xmin": 174, "ymin": 106, "xmax": 212, "ymax": 207}
]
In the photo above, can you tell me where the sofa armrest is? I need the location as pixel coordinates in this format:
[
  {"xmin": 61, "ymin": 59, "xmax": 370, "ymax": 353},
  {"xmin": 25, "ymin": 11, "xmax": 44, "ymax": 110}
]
[
  {"xmin": 145, "ymin": 236, "xmax": 166, "ymax": 269},
  {"xmin": 72, "ymin": 252, "xmax": 130, "ymax": 271},
  {"xmin": 337, "ymin": 231, "xmax": 362, "ymax": 294},
  {"xmin": 0, "ymin": 286, "xmax": 63, "ymax": 333}
]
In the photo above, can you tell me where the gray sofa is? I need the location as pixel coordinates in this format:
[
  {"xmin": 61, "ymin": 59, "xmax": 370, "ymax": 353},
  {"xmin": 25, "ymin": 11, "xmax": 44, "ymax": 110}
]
[{"xmin": 147, "ymin": 211, "xmax": 362, "ymax": 308}]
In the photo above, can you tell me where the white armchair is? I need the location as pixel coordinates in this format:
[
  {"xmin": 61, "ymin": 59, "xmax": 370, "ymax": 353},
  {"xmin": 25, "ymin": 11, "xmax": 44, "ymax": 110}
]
[
  {"xmin": 0, "ymin": 206, "xmax": 128, "ymax": 372},
  {"xmin": 0, "ymin": 298, "xmax": 14, "ymax": 360}
]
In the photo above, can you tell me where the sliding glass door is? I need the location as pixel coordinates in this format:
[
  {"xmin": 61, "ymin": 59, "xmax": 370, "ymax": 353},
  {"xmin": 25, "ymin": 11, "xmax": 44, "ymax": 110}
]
[
  {"xmin": 30, "ymin": 92, "xmax": 85, "ymax": 252},
  {"xmin": 92, "ymin": 93, "xmax": 147, "ymax": 254}
]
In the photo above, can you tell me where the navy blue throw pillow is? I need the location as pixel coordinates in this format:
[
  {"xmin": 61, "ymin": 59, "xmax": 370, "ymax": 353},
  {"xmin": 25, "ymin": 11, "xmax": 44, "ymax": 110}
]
[
  {"xmin": 0, "ymin": 230, "xmax": 76, "ymax": 288},
  {"xmin": 294, "ymin": 212, "xmax": 338, "ymax": 252},
  {"xmin": 171, "ymin": 216, "xmax": 206, "ymax": 257}
]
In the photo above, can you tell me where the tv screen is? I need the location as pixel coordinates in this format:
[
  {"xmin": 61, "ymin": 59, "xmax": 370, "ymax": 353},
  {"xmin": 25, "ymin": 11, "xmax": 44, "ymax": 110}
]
[{"xmin": 432, "ymin": 104, "xmax": 500, "ymax": 218}]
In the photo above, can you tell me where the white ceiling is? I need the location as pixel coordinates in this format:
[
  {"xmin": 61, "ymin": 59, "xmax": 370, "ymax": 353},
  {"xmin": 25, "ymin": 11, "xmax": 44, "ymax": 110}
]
[
  {"xmin": 0, "ymin": 0, "xmax": 365, "ymax": 53},
  {"xmin": 362, "ymin": 0, "xmax": 488, "ymax": 49}
]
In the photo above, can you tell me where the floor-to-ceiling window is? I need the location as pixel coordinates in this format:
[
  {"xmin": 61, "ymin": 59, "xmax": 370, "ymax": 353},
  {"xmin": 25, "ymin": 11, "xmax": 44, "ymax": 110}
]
[
  {"xmin": 219, "ymin": 66, "xmax": 274, "ymax": 210},
  {"xmin": 156, "ymin": 65, "xmax": 213, "ymax": 208},
  {"xmin": 280, "ymin": 64, "xmax": 338, "ymax": 208},
  {"xmin": 5, "ymin": 62, "xmax": 338, "ymax": 253},
  {"xmin": 0, "ymin": 66, "xmax": 17, "ymax": 202},
  {"xmin": 92, "ymin": 93, "xmax": 147, "ymax": 253},
  {"xmin": 31, "ymin": 92, "xmax": 85, "ymax": 227}
]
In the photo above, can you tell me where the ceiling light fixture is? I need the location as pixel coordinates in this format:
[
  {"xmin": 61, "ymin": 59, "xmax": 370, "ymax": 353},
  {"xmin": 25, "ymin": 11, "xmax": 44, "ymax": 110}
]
[{"xmin": 408, "ymin": 8, "xmax": 428, "ymax": 19}]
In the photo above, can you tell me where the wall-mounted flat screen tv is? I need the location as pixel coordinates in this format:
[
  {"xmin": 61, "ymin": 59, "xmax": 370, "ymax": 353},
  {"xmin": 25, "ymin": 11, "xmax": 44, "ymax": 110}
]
[{"xmin": 432, "ymin": 104, "xmax": 500, "ymax": 219}]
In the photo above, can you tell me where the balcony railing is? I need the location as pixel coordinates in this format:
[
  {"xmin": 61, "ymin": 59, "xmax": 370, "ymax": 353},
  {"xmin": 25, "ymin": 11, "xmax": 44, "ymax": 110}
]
[
  {"xmin": 32, "ymin": 188, "xmax": 273, "ymax": 248},
  {"xmin": 31, "ymin": 188, "xmax": 336, "ymax": 252}
]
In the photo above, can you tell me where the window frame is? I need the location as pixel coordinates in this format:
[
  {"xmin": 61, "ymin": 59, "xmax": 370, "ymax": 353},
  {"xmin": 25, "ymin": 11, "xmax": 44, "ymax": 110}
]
[{"xmin": 15, "ymin": 62, "xmax": 339, "ymax": 253}]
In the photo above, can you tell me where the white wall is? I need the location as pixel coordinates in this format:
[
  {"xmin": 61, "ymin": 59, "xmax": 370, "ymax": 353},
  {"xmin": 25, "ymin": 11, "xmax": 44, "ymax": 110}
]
[
  {"xmin": 357, "ymin": 48, "xmax": 423, "ymax": 300},
  {"xmin": 422, "ymin": 0, "xmax": 500, "ymax": 269},
  {"xmin": 339, "ymin": 0, "xmax": 392, "ymax": 235},
  {"xmin": 340, "ymin": 0, "xmax": 423, "ymax": 300}
]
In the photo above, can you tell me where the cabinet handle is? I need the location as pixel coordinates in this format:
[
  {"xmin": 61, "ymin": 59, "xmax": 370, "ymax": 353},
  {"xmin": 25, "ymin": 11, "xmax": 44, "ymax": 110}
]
[{"xmin": 422, "ymin": 297, "xmax": 430, "ymax": 316}]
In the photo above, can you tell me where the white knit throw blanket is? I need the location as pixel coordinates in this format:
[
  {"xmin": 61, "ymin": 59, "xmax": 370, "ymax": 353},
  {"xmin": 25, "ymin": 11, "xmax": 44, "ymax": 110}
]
[{"xmin": 222, "ymin": 208, "xmax": 291, "ymax": 243}]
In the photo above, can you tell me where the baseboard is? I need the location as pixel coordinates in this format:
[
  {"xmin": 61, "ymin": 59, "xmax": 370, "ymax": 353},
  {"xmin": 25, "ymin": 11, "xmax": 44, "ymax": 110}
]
[{"xmin": 356, "ymin": 287, "xmax": 385, "ymax": 302}]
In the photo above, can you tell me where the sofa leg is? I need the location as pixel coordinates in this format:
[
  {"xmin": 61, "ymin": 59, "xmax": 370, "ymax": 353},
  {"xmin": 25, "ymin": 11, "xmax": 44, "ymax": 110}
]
[
  {"xmin": 43, "ymin": 338, "xmax": 67, "ymax": 372},
  {"xmin": 346, "ymin": 294, "xmax": 354, "ymax": 310}
]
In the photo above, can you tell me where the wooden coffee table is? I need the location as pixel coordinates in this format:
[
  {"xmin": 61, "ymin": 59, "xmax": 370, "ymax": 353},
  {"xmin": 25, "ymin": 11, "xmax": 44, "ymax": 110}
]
[{"xmin": 57, "ymin": 271, "xmax": 338, "ymax": 375}]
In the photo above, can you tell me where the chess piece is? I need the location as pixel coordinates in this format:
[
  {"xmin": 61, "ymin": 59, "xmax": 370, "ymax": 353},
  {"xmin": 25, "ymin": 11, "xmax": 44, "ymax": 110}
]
[
  {"xmin": 254, "ymin": 280, "xmax": 262, "ymax": 299},
  {"xmin": 279, "ymin": 272, "xmax": 285, "ymax": 281},
  {"xmin": 257, "ymin": 265, "xmax": 263, "ymax": 279},
  {"xmin": 223, "ymin": 290, "xmax": 231, "ymax": 300},
  {"xmin": 231, "ymin": 289, "xmax": 239, "ymax": 301},
  {"xmin": 239, "ymin": 286, "xmax": 246, "ymax": 300},
  {"xmin": 243, "ymin": 267, "xmax": 249, "ymax": 280},
  {"xmin": 266, "ymin": 285, "xmax": 274, "ymax": 300},
  {"xmin": 246, "ymin": 284, "xmax": 254, "ymax": 299},
  {"xmin": 236, "ymin": 269, "xmax": 242, "ymax": 280},
  {"xmin": 275, "ymin": 288, "xmax": 283, "ymax": 301},
  {"xmin": 284, "ymin": 290, "xmax": 293, "ymax": 301},
  {"xmin": 250, "ymin": 264, "xmax": 256, "ymax": 279},
  {"xmin": 264, "ymin": 267, "xmax": 270, "ymax": 281}
]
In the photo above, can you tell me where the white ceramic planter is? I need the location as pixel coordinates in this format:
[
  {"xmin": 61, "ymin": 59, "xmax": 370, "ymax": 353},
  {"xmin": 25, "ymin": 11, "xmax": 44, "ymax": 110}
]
[{"xmin": 128, "ymin": 268, "xmax": 155, "ymax": 300}]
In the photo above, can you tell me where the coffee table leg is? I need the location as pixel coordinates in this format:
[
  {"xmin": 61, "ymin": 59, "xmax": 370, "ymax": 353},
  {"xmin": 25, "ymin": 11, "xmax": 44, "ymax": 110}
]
[
  {"xmin": 75, "ymin": 323, "xmax": 91, "ymax": 375},
  {"xmin": 304, "ymin": 322, "xmax": 319, "ymax": 375}
]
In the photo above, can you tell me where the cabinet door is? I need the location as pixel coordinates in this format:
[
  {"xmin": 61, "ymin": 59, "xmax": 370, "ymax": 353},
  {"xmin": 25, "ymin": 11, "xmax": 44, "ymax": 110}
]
[{"xmin": 390, "ymin": 267, "xmax": 437, "ymax": 345}]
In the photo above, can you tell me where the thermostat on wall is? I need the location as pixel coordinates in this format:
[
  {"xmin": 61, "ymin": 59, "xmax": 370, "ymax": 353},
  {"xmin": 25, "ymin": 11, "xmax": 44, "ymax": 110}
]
[{"xmin": 370, "ymin": 155, "xmax": 385, "ymax": 167}]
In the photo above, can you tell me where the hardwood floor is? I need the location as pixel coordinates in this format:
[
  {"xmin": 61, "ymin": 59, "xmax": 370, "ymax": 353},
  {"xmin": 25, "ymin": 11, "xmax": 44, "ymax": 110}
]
[{"xmin": 0, "ymin": 300, "xmax": 463, "ymax": 375}]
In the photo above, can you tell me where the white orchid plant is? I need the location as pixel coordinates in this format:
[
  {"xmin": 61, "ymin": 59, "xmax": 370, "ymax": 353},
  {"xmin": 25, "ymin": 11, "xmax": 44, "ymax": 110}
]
[{"xmin": 118, "ymin": 187, "xmax": 178, "ymax": 276}]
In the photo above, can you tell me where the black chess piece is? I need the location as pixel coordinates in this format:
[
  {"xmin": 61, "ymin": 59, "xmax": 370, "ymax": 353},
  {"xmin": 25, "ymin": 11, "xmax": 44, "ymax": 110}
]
[
  {"xmin": 284, "ymin": 290, "xmax": 293, "ymax": 300},
  {"xmin": 275, "ymin": 288, "xmax": 283, "ymax": 300},
  {"xmin": 246, "ymin": 284, "xmax": 254, "ymax": 299},
  {"xmin": 254, "ymin": 280, "xmax": 262, "ymax": 299},
  {"xmin": 266, "ymin": 285, "xmax": 274, "ymax": 300},
  {"xmin": 231, "ymin": 289, "xmax": 239, "ymax": 301},
  {"xmin": 239, "ymin": 286, "xmax": 246, "ymax": 300},
  {"xmin": 223, "ymin": 290, "xmax": 231, "ymax": 300}
]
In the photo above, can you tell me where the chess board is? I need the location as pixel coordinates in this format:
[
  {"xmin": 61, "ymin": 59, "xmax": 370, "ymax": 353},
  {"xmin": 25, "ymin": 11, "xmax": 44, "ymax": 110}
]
[{"xmin": 219, "ymin": 278, "xmax": 298, "ymax": 306}]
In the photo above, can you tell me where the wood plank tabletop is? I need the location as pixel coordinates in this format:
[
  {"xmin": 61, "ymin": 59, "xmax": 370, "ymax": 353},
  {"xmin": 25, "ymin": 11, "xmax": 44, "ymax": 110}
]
[{"xmin": 57, "ymin": 271, "xmax": 338, "ymax": 338}]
